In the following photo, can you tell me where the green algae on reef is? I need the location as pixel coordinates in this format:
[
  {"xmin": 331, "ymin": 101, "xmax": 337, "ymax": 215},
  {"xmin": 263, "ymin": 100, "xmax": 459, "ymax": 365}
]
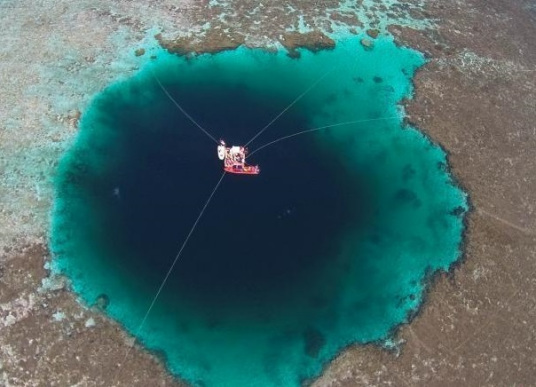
[{"xmin": 51, "ymin": 37, "xmax": 467, "ymax": 387}]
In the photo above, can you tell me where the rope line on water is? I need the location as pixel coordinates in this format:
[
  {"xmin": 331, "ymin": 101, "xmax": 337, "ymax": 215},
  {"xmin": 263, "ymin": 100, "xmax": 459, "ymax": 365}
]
[
  {"xmin": 112, "ymin": 171, "xmax": 226, "ymax": 385},
  {"xmin": 152, "ymin": 72, "xmax": 219, "ymax": 144},
  {"xmin": 245, "ymin": 67, "xmax": 336, "ymax": 147},
  {"xmin": 248, "ymin": 116, "xmax": 399, "ymax": 157},
  {"xmin": 245, "ymin": 38, "xmax": 369, "ymax": 148}
]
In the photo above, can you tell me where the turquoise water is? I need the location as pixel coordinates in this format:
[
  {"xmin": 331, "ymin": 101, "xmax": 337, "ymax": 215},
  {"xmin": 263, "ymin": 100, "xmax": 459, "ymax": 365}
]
[{"xmin": 51, "ymin": 37, "xmax": 467, "ymax": 386}]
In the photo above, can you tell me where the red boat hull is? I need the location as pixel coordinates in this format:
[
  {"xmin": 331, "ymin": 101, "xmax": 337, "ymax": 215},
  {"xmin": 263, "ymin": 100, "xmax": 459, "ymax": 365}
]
[{"xmin": 224, "ymin": 164, "xmax": 260, "ymax": 175}]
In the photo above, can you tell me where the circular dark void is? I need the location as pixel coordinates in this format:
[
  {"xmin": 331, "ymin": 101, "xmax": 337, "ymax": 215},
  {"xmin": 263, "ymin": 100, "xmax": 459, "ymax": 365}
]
[
  {"xmin": 52, "ymin": 40, "xmax": 468, "ymax": 387},
  {"xmin": 82, "ymin": 76, "xmax": 375, "ymax": 312}
]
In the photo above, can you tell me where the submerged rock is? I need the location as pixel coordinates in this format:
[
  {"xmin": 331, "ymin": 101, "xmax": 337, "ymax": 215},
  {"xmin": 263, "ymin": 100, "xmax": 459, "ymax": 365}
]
[
  {"xmin": 367, "ymin": 29, "xmax": 380, "ymax": 38},
  {"xmin": 361, "ymin": 38, "xmax": 374, "ymax": 50},
  {"xmin": 279, "ymin": 31, "xmax": 336, "ymax": 58}
]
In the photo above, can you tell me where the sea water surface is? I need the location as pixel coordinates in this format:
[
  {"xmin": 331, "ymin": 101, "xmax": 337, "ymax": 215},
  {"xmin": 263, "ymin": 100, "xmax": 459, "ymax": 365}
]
[{"xmin": 51, "ymin": 37, "xmax": 467, "ymax": 386}]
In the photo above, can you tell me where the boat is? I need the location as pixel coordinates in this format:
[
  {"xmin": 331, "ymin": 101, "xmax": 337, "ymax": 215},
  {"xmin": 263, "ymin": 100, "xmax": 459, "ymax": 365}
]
[{"xmin": 217, "ymin": 140, "xmax": 260, "ymax": 175}]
